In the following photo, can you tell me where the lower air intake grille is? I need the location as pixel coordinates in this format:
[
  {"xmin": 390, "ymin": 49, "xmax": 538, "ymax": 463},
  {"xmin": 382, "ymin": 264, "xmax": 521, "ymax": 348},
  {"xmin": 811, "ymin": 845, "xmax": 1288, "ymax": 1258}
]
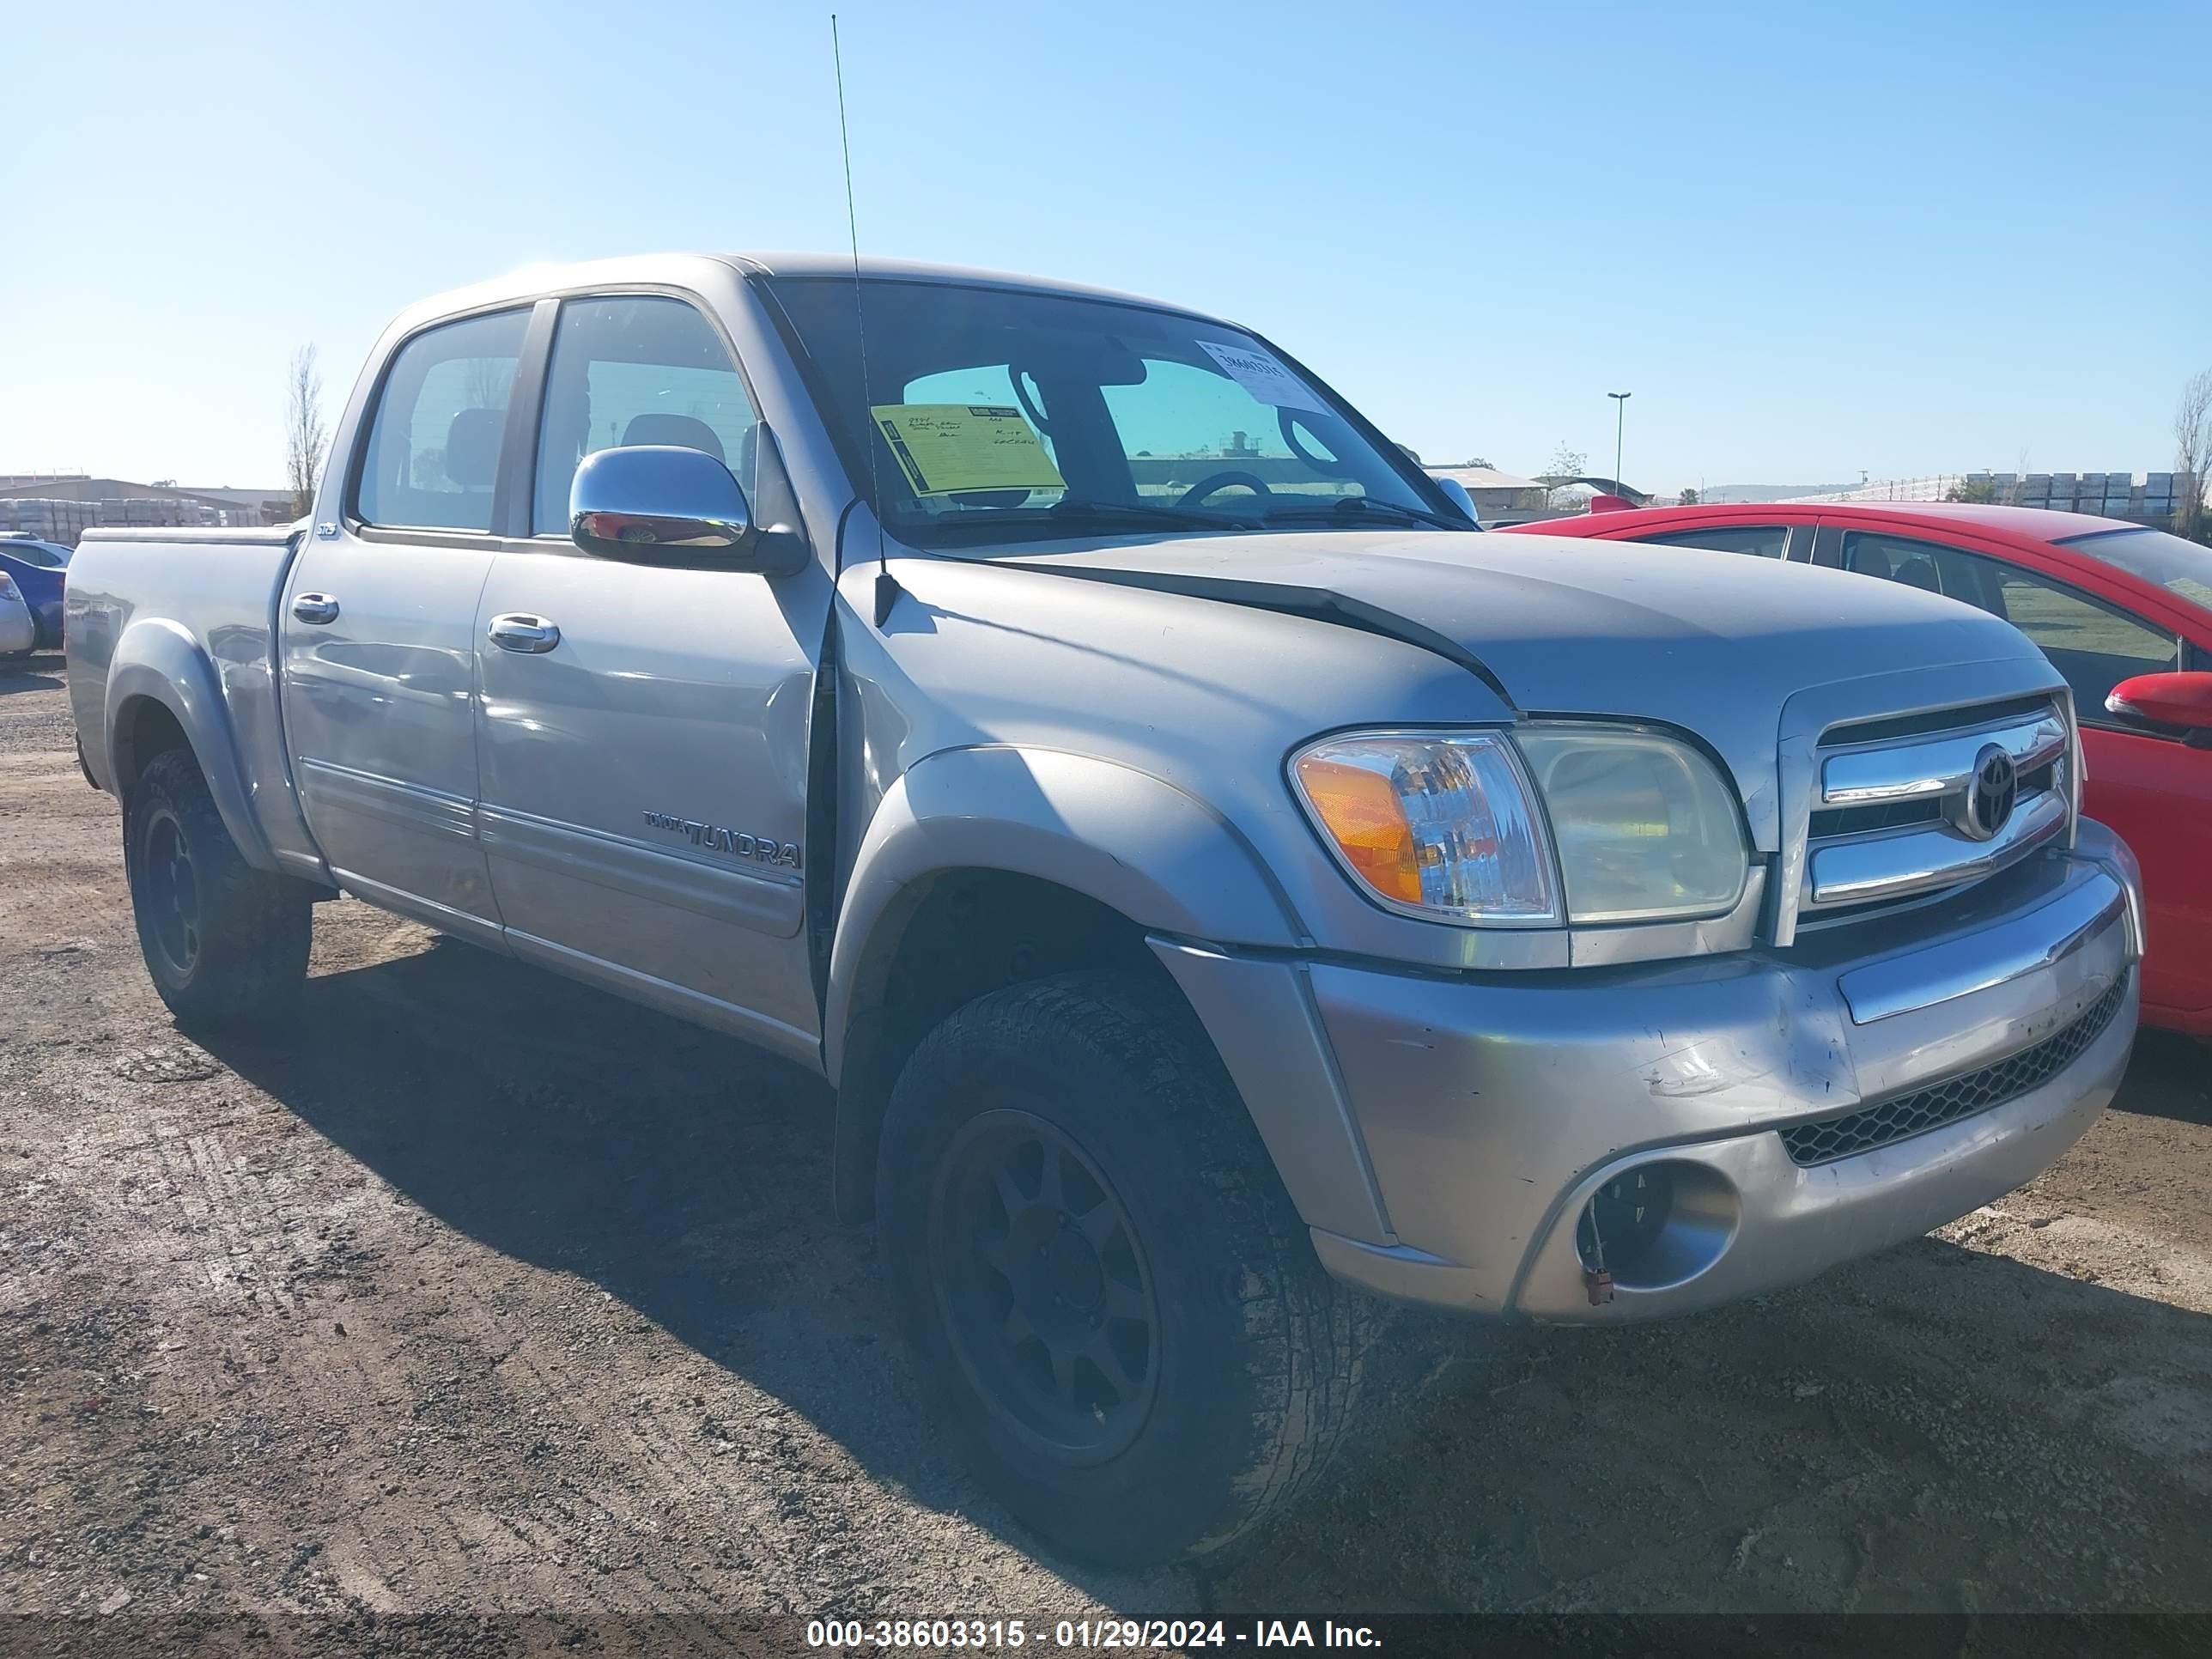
[{"xmin": 1779, "ymin": 975, "xmax": 2129, "ymax": 1167}]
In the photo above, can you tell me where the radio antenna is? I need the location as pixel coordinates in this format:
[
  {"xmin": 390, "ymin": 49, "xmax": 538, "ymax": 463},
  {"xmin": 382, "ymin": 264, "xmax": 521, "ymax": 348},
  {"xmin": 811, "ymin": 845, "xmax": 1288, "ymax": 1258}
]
[{"xmin": 832, "ymin": 15, "xmax": 898, "ymax": 627}]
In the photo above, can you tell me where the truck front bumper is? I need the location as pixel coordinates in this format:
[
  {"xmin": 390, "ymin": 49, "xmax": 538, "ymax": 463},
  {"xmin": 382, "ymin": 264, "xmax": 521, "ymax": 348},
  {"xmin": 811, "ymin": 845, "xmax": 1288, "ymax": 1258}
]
[{"xmin": 1155, "ymin": 825, "xmax": 2141, "ymax": 1323}]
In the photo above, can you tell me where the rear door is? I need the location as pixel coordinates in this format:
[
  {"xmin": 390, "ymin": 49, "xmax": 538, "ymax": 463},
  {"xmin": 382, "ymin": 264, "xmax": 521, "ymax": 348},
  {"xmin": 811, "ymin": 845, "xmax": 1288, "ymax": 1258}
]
[
  {"xmin": 280, "ymin": 304, "xmax": 537, "ymax": 944},
  {"xmin": 471, "ymin": 290, "xmax": 831, "ymax": 1057}
]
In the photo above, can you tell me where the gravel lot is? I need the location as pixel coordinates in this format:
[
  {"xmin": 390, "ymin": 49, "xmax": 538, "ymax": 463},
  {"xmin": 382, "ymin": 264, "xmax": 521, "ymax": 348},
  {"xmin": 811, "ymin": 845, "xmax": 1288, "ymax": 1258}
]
[{"xmin": 3, "ymin": 649, "xmax": 2209, "ymax": 1624}]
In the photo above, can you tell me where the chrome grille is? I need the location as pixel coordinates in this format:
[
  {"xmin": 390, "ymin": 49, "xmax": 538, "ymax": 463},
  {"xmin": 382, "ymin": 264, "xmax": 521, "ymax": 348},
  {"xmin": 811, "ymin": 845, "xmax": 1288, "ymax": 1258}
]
[
  {"xmin": 1796, "ymin": 695, "xmax": 2073, "ymax": 927},
  {"xmin": 1778, "ymin": 975, "xmax": 2127, "ymax": 1166}
]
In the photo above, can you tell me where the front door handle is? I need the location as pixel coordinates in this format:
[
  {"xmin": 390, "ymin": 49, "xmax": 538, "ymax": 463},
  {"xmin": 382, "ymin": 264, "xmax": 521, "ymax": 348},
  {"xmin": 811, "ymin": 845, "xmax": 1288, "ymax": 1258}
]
[
  {"xmin": 488, "ymin": 613, "xmax": 562, "ymax": 653},
  {"xmin": 291, "ymin": 592, "xmax": 340, "ymax": 625}
]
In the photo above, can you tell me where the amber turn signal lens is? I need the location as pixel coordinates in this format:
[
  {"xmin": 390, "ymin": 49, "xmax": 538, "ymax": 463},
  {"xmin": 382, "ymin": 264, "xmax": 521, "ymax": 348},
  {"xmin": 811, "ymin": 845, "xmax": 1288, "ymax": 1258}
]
[
  {"xmin": 1290, "ymin": 732, "xmax": 1559, "ymax": 922},
  {"xmin": 1292, "ymin": 755, "xmax": 1422, "ymax": 903}
]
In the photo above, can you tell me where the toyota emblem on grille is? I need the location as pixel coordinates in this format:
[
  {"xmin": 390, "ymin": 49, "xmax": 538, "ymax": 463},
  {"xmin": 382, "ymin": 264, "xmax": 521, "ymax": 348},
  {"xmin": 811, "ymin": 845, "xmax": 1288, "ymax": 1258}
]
[{"xmin": 1959, "ymin": 743, "xmax": 2018, "ymax": 841}]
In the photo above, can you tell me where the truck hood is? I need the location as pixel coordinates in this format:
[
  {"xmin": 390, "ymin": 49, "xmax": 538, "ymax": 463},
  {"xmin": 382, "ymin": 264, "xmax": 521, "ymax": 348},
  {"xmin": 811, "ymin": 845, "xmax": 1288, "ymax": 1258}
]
[{"xmin": 994, "ymin": 529, "xmax": 2057, "ymax": 849}]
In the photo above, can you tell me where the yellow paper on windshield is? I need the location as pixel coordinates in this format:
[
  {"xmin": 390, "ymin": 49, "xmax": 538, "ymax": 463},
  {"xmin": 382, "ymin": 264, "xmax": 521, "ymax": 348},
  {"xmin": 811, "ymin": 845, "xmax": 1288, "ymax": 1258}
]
[{"xmin": 870, "ymin": 404, "xmax": 1065, "ymax": 496}]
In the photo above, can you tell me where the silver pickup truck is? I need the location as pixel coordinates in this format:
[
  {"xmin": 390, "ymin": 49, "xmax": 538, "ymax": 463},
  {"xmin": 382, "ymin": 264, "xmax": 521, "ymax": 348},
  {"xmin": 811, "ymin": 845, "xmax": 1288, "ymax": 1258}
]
[{"xmin": 67, "ymin": 252, "xmax": 2142, "ymax": 1565}]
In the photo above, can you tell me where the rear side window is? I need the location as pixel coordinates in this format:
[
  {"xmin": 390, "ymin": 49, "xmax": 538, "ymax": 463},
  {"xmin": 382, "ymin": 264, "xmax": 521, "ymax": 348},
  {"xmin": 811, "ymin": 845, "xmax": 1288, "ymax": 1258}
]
[
  {"xmin": 356, "ymin": 308, "xmax": 530, "ymax": 531},
  {"xmin": 1633, "ymin": 526, "xmax": 1789, "ymax": 559},
  {"xmin": 1842, "ymin": 531, "xmax": 2179, "ymax": 721}
]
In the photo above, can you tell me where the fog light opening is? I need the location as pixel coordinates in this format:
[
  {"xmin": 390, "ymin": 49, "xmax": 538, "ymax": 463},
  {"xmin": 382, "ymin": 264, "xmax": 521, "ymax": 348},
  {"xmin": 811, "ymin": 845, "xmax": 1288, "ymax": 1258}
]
[{"xmin": 1573, "ymin": 1160, "xmax": 1737, "ymax": 1292}]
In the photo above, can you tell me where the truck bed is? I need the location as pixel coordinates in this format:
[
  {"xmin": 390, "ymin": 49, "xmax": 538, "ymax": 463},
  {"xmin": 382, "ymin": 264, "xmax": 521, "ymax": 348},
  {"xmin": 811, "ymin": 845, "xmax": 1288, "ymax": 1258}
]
[{"xmin": 64, "ymin": 523, "xmax": 322, "ymax": 882}]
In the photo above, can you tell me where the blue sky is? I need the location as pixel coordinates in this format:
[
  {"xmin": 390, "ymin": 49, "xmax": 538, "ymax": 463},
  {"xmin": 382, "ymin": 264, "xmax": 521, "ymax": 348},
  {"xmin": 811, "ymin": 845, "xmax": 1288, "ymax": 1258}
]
[{"xmin": 4, "ymin": 0, "xmax": 2208, "ymax": 492}]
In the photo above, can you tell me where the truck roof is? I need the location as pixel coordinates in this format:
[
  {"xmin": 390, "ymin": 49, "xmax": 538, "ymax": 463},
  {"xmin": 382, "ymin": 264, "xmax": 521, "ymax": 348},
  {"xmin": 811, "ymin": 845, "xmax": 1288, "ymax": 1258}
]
[
  {"xmin": 728, "ymin": 251, "xmax": 1190, "ymax": 312},
  {"xmin": 392, "ymin": 252, "xmax": 1204, "ymax": 338}
]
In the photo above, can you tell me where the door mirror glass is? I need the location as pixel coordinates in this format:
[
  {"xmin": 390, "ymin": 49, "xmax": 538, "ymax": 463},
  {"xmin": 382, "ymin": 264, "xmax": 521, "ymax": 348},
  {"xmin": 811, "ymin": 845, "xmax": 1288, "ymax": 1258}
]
[
  {"xmin": 570, "ymin": 445, "xmax": 759, "ymax": 564},
  {"xmin": 2106, "ymin": 671, "xmax": 2212, "ymax": 736}
]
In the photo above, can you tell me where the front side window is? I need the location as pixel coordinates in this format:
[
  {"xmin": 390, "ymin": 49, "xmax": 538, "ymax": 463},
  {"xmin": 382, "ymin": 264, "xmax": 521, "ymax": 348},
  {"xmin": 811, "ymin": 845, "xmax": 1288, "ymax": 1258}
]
[
  {"xmin": 763, "ymin": 275, "xmax": 1453, "ymax": 550},
  {"xmin": 1843, "ymin": 531, "xmax": 2179, "ymax": 720},
  {"xmin": 356, "ymin": 308, "xmax": 529, "ymax": 532},
  {"xmin": 533, "ymin": 295, "xmax": 760, "ymax": 536},
  {"xmin": 1634, "ymin": 526, "xmax": 1789, "ymax": 559}
]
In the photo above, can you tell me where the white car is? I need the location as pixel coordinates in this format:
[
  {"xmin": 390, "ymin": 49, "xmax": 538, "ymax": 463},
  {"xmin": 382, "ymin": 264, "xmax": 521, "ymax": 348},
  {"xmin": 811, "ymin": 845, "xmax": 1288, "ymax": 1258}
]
[{"xmin": 0, "ymin": 571, "xmax": 38, "ymax": 657}]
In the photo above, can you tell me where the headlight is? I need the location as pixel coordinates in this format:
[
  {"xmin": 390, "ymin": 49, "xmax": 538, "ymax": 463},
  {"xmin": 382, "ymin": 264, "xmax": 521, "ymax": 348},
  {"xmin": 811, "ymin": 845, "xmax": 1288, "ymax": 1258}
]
[
  {"xmin": 1510, "ymin": 726, "xmax": 1747, "ymax": 923},
  {"xmin": 1291, "ymin": 732, "xmax": 1559, "ymax": 922},
  {"xmin": 1291, "ymin": 726, "xmax": 1747, "ymax": 927}
]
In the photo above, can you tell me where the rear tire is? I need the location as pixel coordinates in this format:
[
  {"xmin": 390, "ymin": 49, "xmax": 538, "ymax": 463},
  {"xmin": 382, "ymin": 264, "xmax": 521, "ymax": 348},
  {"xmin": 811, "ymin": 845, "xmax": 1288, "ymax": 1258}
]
[
  {"xmin": 877, "ymin": 970, "xmax": 1383, "ymax": 1565},
  {"xmin": 124, "ymin": 747, "xmax": 312, "ymax": 1029}
]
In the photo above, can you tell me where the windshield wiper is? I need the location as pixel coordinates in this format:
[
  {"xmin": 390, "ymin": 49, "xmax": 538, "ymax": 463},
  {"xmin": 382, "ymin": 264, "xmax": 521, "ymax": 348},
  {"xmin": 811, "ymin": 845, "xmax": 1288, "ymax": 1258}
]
[
  {"xmin": 1047, "ymin": 497, "xmax": 1261, "ymax": 532},
  {"xmin": 1257, "ymin": 496, "xmax": 1470, "ymax": 531}
]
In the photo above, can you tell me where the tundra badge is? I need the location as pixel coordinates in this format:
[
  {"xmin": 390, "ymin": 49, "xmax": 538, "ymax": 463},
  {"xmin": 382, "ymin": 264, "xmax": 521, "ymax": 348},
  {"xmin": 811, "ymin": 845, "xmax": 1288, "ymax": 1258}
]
[{"xmin": 641, "ymin": 810, "xmax": 800, "ymax": 869}]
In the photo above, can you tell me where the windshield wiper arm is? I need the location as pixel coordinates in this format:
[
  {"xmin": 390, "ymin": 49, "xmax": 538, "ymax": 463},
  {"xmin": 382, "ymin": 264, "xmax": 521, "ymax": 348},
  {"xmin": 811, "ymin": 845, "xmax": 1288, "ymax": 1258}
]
[
  {"xmin": 1258, "ymin": 496, "xmax": 1469, "ymax": 530},
  {"xmin": 1048, "ymin": 497, "xmax": 1260, "ymax": 531}
]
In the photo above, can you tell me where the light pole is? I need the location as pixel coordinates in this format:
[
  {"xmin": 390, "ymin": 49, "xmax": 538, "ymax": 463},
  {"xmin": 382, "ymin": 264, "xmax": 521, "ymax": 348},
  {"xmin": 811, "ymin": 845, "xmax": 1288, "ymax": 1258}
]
[{"xmin": 1607, "ymin": 392, "xmax": 1632, "ymax": 493}]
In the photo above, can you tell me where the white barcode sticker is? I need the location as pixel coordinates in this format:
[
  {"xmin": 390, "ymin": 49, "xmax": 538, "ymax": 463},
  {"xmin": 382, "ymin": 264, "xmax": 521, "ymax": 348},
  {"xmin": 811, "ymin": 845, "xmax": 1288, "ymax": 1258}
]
[{"xmin": 1197, "ymin": 341, "xmax": 1330, "ymax": 415}]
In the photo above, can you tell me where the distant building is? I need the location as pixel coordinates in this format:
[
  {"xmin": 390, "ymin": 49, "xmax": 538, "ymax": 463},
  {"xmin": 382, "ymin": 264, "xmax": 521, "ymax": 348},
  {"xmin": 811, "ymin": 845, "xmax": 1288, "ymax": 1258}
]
[
  {"xmin": 1781, "ymin": 471, "xmax": 2200, "ymax": 528},
  {"xmin": 1424, "ymin": 465, "xmax": 1552, "ymax": 524},
  {"xmin": 176, "ymin": 483, "xmax": 297, "ymax": 521},
  {"xmin": 0, "ymin": 475, "xmax": 290, "ymax": 544},
  {"xmin": 1699, "ymin": 482, "xmax": 1860, "ymax": 505}
]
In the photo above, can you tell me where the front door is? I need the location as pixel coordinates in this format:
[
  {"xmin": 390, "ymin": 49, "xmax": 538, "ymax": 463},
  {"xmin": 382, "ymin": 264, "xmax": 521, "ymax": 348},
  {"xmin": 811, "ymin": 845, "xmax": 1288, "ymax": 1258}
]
[
  {"xmin": 473, "ymin": 292, "xmax": 830, "ymax": 1058},
  {"xmin": 2081, "ymin": 720, "xmax": 2212, "ymax": 1025},
  {"xmin": 281, "ymin": 305, "xmax": 534, "ymax": 944}
]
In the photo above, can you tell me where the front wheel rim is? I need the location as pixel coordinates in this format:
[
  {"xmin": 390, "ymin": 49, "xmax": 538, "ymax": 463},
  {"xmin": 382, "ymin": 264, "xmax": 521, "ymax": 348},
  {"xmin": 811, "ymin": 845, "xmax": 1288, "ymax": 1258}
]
[
  {"xmin": 929, "ymin": 1108, "xmax": 1161, "ymax": 1464},
  {"xmin": 142, "ymin": 810, "xmax": 202, "ymax": 976}
]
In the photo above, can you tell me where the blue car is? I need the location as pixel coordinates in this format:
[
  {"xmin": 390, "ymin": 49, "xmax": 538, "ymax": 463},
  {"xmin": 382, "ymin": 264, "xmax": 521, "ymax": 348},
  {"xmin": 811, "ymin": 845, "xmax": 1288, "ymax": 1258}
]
[{"xmin": 0, "ymin": 534, "xmax": 70, "ymax": 650}]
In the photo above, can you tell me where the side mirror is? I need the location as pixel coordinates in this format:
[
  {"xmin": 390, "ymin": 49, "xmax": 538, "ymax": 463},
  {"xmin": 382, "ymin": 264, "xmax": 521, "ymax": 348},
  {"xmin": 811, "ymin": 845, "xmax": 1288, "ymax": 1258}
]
[
  {"xmin": 2106, "ymin": 671, "xmax": 2212, "ymax": 741},
  {"xmin": 1431, "ymin": 476, "xmax": 1481, "ymax": 527},
  {"xmin": 571, "ymin": 445, "xmax": 786, "ymax": 571}
]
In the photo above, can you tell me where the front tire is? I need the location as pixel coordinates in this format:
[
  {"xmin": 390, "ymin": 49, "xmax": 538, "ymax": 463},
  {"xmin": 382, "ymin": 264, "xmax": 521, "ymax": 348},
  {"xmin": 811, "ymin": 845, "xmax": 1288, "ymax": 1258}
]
[
  {"xmin": 124, "ymin": 747, "xmax": 312, "ymax": 1029},
  {"xmin": 878, "ymin": 971, "xmax": 1382, "ymax": 1565}
]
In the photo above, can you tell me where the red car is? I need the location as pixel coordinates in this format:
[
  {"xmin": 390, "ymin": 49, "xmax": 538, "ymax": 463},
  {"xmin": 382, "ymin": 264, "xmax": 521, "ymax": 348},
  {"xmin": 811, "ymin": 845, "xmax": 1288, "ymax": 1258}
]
[{"xmin": 1517, "ymin": 501, "xmax": 2212, "ymax": 1036}]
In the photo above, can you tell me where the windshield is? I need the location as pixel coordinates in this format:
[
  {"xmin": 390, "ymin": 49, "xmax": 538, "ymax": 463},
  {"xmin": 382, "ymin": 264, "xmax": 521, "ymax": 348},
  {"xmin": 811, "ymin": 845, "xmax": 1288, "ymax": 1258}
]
[
  {"xmin": 1, "ymin": 539, "xmax": 69, "ymax": 568},
  {"xmin": 762, "ymin": 276, "xmax": 1456, "ymax": 549},
  {"xmin": 2058, "ymin": 526, "xmax": 2212, "ymax": 611}
]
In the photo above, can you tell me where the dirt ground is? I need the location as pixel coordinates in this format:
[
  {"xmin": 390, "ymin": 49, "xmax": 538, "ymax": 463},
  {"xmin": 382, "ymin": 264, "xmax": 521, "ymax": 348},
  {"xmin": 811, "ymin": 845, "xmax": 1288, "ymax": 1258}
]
[{"xmin": 3, "ymin": 649, "xmax": 2210, "ymax": 1626}]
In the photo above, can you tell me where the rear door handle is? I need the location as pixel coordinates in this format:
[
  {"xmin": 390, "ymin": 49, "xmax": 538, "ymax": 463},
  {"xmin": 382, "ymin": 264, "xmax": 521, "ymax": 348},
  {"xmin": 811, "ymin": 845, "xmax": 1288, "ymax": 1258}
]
[
  {"xmin": 488, "ymin": 613, "xmax": 561, "ymax": 653},
  {"xmin": 291, "ymin": 592, "xmax": 340, "ymax": 625}
]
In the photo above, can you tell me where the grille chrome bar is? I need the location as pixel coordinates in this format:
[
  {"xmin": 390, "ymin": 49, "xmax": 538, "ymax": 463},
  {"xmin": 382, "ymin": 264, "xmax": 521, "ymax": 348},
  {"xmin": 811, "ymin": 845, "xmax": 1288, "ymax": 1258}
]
[
  {"xmin": 1820, "ymin": 714, "xmax": 2068, "ymax": 806},
  {"xmin": 1793, "ymin": 693, "xmax": 2075, "ymax": 926},
  {"xmin": 1771, "ymin": 678, "xmax": 2077, "ymax": 949},
  {"xmin": 1836, "ymin": 873, "xmax": 2124, "ymax": 1024},
  {"xmin": 1808, "ymin": 786, "xmax": 2067, "ymax": 906}
]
